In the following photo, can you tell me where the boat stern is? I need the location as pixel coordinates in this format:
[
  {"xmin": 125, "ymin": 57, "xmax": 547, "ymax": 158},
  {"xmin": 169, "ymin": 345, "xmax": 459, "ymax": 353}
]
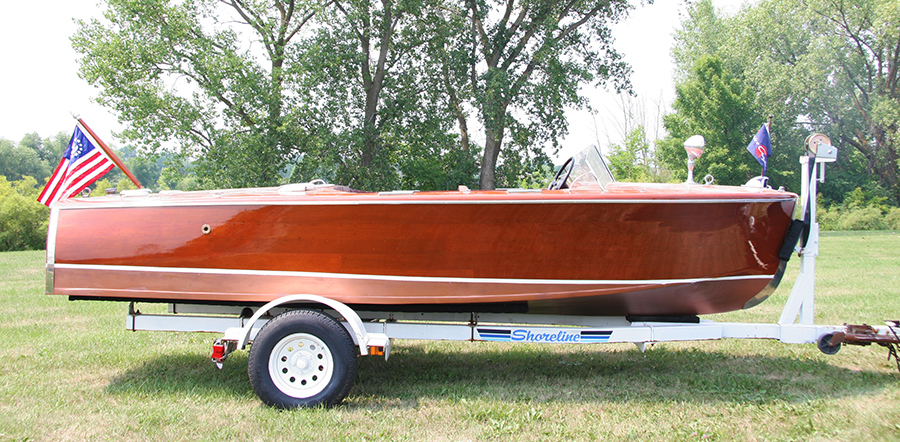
[{"xmin": 45, "ymin": 206, "xmax": 59, "ymax": 295}]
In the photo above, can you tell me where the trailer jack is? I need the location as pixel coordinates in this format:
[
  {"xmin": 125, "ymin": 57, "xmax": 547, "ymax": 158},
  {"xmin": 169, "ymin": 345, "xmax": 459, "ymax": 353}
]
[{"xmin": 819, "ymin": 321, "xmax": 900, "ymax": 373}]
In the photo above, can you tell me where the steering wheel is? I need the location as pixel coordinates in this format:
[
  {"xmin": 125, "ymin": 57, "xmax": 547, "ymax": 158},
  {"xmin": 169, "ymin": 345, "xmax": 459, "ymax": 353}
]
[{"xmin": 549, "ymin": 157, "xmax": 574, "ymax": 190}]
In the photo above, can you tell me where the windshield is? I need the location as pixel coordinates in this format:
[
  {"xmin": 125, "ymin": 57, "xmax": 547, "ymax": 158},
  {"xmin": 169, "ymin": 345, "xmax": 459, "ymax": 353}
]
[{"xmin": 567, "ymin": 146, "xmax": 616, "ymax": 190}]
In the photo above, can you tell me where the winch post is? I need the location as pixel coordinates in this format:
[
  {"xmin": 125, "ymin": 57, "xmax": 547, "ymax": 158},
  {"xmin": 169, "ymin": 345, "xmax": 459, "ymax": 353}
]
[
  {"xmin": 779, "ymin": 140, "xmax": 837, "ymax": 326},
  {"xmin": 779, "ymin": 155, "xmax": 820, "ymax": 325}
]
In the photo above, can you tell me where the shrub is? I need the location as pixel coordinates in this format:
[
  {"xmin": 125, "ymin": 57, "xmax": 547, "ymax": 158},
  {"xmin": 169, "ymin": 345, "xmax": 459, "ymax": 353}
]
[
  {"xmin": 90, "ymin": 178, "xmax": 115, "ymax": 197},
  {"xmin": 835, "ymin": 206, "xmax": 888, "ymax": 230},
  {"xmin": 0, "ymin": 176, "xmax": 49, "ymax": 251},
  {"xmin": 818, "ymin": 187, "xmax": 900, "ymax": 231},
  {"xmin": 885, "ymin": 207, "xmax": 900, "ymax": 230}
]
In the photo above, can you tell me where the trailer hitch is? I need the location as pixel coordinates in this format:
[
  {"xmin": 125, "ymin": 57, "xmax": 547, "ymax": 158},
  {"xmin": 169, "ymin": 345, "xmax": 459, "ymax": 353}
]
[{"xmin": 818, "ymin": 321, "xmax": 900, "ymax": 373}]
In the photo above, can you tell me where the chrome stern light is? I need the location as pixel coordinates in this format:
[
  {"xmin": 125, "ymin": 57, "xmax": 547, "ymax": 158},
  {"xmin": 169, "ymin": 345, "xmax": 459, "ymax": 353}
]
[{"xmin": 683, "ymin": 135, "xmax": 706, "ymax": 184}]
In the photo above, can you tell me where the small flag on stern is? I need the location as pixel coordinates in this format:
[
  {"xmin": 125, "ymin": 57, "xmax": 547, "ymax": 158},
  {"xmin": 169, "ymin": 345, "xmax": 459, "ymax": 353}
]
[
  {"xmin": 746, "ymin": 124, "xmax": 772, "ymax": 176},
  {"xmin": 37, "ymin": 122, "xmax": 115, "ymax": 206}
]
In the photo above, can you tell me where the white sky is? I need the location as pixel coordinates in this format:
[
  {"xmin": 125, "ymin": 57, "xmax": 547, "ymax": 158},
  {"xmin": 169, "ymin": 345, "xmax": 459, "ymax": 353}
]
[
  {"xmin": 0, "ymin": 0, "xmax": 747, "ymax": 162},
  {"xmin": 0, "ymin": 1, "xmax": 121, "ymax": 146}
]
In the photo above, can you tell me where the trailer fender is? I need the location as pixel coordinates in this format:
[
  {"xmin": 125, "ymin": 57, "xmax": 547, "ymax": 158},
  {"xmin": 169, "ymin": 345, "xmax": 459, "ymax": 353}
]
[{"xmin": 220, "ymin": 294, "xmax": 387, "ymax": 357}]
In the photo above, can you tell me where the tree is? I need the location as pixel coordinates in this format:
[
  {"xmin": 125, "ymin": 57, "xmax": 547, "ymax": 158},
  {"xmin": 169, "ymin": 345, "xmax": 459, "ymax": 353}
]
[
  {"xmin": 0, "ymin": 176, "xmax": 49, "ymax": 251},
  {"xmin": 606, "ymin": 125, "xmax": 664, "ymax": 182},
  {"xmin": 74, "ymin": 0, "xmax": 637, "ymax": 192},
  {"xmin": 331, "ymin": 0, "xmax": 409, "ymax": 179},
  {"xmin": 392, "ymin": 4, "xmax": 482, "ymax": 190},
  {"xmin": 726, "ymin": 0, "xmax": 878, "ymax": 200},
  {"xmin": 657, "ymin": 54, "xmax": 765, "ymax": 185},
  {"xmin": 18, "ymin": 133, "xmax": 45, "ymax": 161},
  {"xmin": 103, "ymin": 144, "xmax": 165, "ymax": 191},
  {"xmin": 802, "ymin": 0, "xmax": 900, "ymax": 203},
  {"xmin": 289, "ymin": 0, "xmax": 468, "ymax": 190},
  {"xmin": 460, "ymin": 0, "xmax": 632, "ymax": 189},
  {"xmin": 74, "ymin": 0, "xmax": 325, "ymax": 189},
  {"xmin": 658, "ymin": 1, "xmax": 800, "ymax": 191},
  {"xmin": 41, "ymin": 131, "xmax": 71, "ymax": 164},
  {"xmin": 670, "ymin": 0, "xmax": 730, "ymax": 83},
  {"xmin": 0, "ymin": 137, "xmax": 50, "ymax": 182},
  {"xmin": 665, "ymin": 0, "xmax": 900, "ymax": 202}
]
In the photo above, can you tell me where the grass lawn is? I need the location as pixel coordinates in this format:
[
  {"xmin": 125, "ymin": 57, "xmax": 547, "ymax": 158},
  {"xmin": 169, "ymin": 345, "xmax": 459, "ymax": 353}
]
[{"xmin": 1, "ymin": 231, "xmax": 899, "ymax": 441}]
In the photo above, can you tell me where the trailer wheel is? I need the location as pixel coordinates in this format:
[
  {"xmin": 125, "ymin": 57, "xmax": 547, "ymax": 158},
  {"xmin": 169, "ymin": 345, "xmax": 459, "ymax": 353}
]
[
  {"xmin": 817, "ymin": 333, "xmax": 841, "ymax": 355},
  {"xmin": 248, "ymin": 309, "xmax": 357, "ymax": 408}
]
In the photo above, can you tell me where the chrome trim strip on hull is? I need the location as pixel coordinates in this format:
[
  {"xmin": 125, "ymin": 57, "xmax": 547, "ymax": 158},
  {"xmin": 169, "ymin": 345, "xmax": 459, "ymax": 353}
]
[
  {"xmin": 742, "ymin": 260, "xmax": 788, "ymax": 309},
  {"xmin": 53, "ymin": 196, "xmax": 796, "ymax": 210},
  {"xmin": 53, "ymin": 263, "xmax": 773, "ymax": 286}
]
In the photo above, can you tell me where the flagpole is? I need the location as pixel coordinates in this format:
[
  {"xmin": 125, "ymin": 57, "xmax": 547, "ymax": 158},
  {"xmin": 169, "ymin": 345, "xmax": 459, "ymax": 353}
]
[
  {"xmin": 72, "ymin": 115, "xmax": 143, "ymax": 189},
  {"xmin": 765, "ymin": 115, "xmax": 773, "ymax": 177}
]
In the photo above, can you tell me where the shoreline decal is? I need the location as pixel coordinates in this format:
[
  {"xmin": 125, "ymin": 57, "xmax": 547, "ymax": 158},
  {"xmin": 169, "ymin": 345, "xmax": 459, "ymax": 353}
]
[{"xmin": 477, "ymin": 328, "xmax": 612, "ymax": 343}]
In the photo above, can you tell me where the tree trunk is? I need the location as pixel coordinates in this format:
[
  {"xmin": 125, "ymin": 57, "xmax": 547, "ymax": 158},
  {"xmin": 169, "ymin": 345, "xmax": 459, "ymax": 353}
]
[
  {"xmin": 479, "ymin": 126, "xmax": 504, "ymax": 189},
  {"xmin": 359, "ymin": 0, "xmax": 394, "ymax": 169},
  {"xmin": 361, "ymin": 60, "xmax": 384, "ymax": 167},
  {"xmin": 443, "ymin": 72, "xmax": 470, "ymax": 156}
]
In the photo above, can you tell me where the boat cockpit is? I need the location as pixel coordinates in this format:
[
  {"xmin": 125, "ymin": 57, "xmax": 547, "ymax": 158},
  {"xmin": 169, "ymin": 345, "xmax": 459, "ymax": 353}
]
[{"xmin": 549, "ymin": 146, "xmax": 616, "ymax": 191}]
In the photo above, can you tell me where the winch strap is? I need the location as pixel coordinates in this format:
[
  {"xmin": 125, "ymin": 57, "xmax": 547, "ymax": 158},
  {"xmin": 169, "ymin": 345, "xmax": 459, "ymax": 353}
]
[
  {"xmin": 778, "ymin": 219, "xmax": 806, "ymax": 261},
  {"xmin": 800, "ymin": 153, "xmax": 817, "ymax": 247}
]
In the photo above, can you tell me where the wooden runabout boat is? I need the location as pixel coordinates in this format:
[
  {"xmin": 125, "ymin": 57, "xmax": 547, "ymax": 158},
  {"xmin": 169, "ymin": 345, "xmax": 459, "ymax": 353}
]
[{"xmin": 46, "ymin": 147, "xmax": 798, "ymax": 317}]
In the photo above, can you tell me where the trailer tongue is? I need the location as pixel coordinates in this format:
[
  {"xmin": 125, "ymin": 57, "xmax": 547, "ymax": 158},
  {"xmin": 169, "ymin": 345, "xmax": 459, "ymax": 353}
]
[{"xmin": 819, "ymin": 321, "xmax": 900, "ymax": 371}]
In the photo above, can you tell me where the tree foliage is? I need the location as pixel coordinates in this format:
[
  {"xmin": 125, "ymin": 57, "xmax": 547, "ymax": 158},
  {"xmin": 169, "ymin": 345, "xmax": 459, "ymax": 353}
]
[
  {"xmin": 0, "ymin": 138, "xmax": 48, "ymax": 182},
  {"xmin": 606, "ymin": 125, "xmax": 663, "ymax": 182},
  {"xmin": 657, "ymin": 54, "xmax": 767, "ymax": 186},
  {"xmin": 287, "ymin": 0, "xmax": 477, "ymax": 190},
  {"xmin": 0, "ymin": 176, "xmax": 49, "ymax": 251},
  {"xmin": 659, "ymin": 2, "xmax": 797, "ymax": 189},
  {"xmin": 802, "ymin": 0, "xmax": 900, "ymax": 203},
  {"xmin": 663, "ymin": 0, "xmax": 900, "ymax": 202},
  {"xmin": 0, "ymin": 132, "xmax": 73, "ymax": 184},
  {"xmin": 462, "ymin": 0, "xmax": 632, "ymax": 189},
  {"xmin": 74, "ymin": 0, "xmax": 635, "ymax": 191},
  {"xmin": 74, "ymin": 0, "xmax": 322, "ymax": 189}
]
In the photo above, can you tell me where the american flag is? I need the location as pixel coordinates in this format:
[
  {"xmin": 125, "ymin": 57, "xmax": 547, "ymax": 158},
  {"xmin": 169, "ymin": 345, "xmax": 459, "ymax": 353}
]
[{"xmin": 37, "ymin": 122, "xmax": 115, "ymax": 206}]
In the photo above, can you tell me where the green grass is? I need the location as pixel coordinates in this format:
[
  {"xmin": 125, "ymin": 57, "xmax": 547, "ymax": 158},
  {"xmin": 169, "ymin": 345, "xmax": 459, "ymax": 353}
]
[{"xmin": 2, "ymin": 232, "xmax": 900, "ymax": 441}]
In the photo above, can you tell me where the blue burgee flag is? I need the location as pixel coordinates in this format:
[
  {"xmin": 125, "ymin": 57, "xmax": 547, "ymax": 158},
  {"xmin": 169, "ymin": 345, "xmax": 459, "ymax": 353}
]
[{"xmin": 746, "ymin": 124, "xmax": 771, "ymax": 175}]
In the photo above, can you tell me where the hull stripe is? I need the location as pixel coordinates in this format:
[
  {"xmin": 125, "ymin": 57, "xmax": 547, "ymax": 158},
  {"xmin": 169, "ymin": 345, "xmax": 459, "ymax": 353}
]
[
  {"xmin": 53, "ymin": 196, "xmax": 795, "ymax": 210},
  {"xmin": 53, "ymin": 263, "xmax": 773, "ymax": 286}
]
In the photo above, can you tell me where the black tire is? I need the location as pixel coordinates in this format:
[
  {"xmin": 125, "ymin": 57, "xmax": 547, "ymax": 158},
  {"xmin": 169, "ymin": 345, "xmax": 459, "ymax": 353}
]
[{"xmin": 248, "ymin": 309, "xmax": 357, "ymax": 408}]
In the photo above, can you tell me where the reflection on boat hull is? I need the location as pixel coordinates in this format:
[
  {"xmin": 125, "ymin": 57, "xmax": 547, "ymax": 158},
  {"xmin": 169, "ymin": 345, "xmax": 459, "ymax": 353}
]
[
  {"xmin": 54, "ymin": 263, "xmax": 772, "ymax": 316},
  {"xmin": 47, "ymin": 183, "xmax": 797, "ymax": 317}
]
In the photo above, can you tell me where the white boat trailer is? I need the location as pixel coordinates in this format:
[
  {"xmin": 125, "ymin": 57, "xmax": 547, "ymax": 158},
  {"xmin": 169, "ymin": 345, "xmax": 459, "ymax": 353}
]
[{"xmin": 124, "ymin": 138, "xmax": 899, "ymax": 408}]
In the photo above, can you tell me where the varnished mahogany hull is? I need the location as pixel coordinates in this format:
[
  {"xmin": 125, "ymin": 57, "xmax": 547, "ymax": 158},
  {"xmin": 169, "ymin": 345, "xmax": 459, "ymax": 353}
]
[{"xmin": 47, "ymin": 185, "xmax": 797, "ymax": 316}]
